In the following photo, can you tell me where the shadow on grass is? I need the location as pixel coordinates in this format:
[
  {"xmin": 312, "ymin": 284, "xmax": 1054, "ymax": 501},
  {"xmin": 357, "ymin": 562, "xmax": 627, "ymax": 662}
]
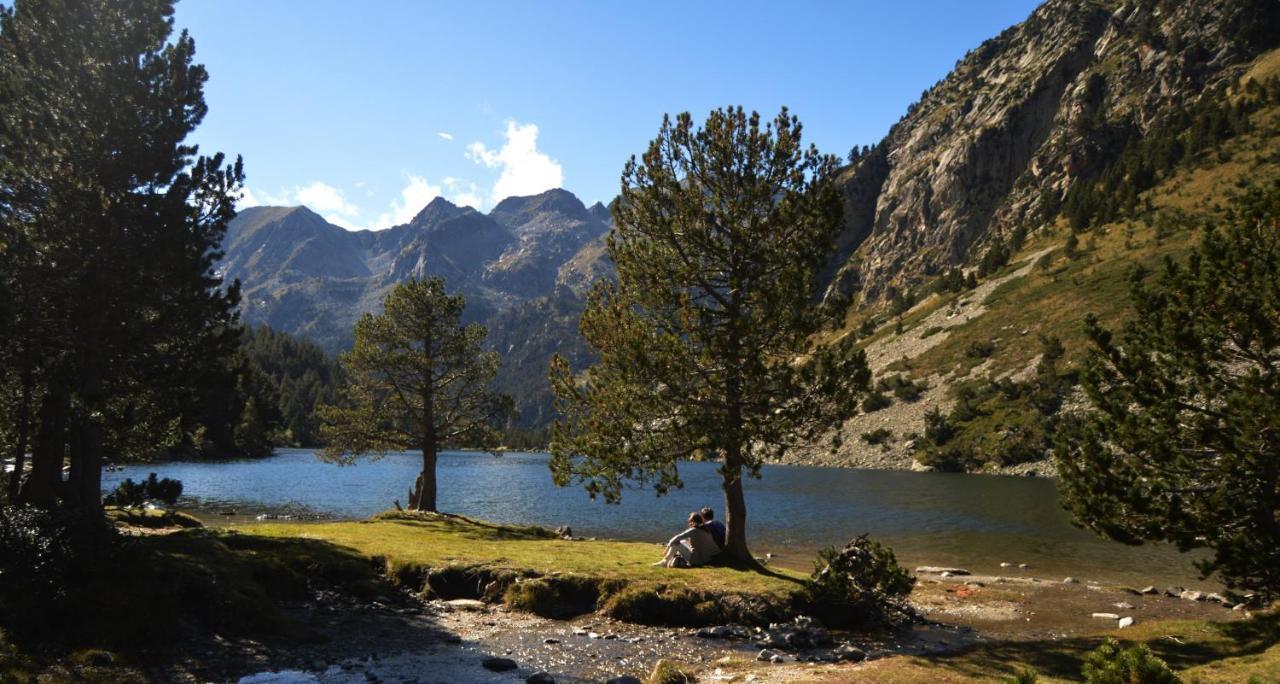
[
  {"xmin": 371, "ymin": 510, "xmax": 559, "ymax": 541},
  {"xmin": 918, "ymin": 611, "xmax": 1280, "ymax": 681}
]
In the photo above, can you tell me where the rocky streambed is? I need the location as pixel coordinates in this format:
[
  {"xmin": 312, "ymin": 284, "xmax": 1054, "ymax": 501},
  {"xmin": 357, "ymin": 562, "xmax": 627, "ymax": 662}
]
[{"xmin": 206, "ymin": 564, "xmax": 1251, "ymax": 684}]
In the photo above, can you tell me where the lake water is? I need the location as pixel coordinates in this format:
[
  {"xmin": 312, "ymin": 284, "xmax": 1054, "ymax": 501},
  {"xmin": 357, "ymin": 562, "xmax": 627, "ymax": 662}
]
[{"xmin": 103, "ymin": 449, "xmax": 1214, "ymax": 588}]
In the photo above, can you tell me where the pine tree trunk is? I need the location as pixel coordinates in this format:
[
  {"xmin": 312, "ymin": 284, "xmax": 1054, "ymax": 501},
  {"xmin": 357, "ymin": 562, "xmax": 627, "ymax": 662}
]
[
  {"xmin": 416, "ymin": 447, "xmax": 438, "ymax": 512},
  {"xmin": 21, "ymin": 387, "xmax": 67, "ymax": 508},
  {"xmin": 721, "ymin": 445, "xmax": 751, "ymax": 562},
  {"xmin": 412, "ymin": 380, "xmax": 438, "ymax": 513},
  {"xmin": 7, "ymin": 363, "xmax": 33, "ymax": 501},
  {"xmin": 67, "ymin": 418, "xmax": 104, "ymax": 516}
]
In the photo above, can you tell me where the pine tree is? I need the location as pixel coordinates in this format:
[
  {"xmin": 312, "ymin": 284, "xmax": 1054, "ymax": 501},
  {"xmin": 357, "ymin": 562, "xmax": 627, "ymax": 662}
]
[
  {"xmin": 1055, "ymin": 183, "xmax": 1280, "ymax": 598},
  {"xmin": 0, "ymin": 0, "xmax": 243, "ymax": 515},
  {"xmin": 549, "ymin": 107, "xmax": 870, "ymax": 561},
  {"xmin": 319, "ymin": 278, "xmax": 510, "ymax": 512}
]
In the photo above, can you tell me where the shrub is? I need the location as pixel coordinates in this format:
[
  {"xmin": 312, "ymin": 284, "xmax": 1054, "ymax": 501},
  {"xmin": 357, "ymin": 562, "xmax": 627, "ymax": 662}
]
[
  {"xmin": 861, "ymin": 390, "xmax": 891, "ymax": 413},
  {"xmin": 805, "ymin": 535, "xmax": 915, "ymax": 629},
  {"xmin": 1080, "ymin": 638, "xmax": 1179, "ymax": 684},
  {"xmin": 966, "ymin": 340, "xmax": 996, "ymax": 359},
  {"xmin": 1006, "ymin": 670, "xmax": 1039, "ymax": 684},
  {"xmin": 860, "ymin": 429, "xmax": 893, "ymax": 446},
  {"xmin": 648, "ymin": 659, "xmax": 697, "ymax": 684},
  {"xmin": 104, "ymin": 473, "xmax": 183, "ymax": 507}
]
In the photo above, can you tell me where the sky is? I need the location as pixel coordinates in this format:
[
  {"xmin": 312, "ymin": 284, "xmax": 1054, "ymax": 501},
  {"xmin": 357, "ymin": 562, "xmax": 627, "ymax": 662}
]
[{"xmin": 175, "ymin": 0, "xmax": 1042, "ymax": 230}]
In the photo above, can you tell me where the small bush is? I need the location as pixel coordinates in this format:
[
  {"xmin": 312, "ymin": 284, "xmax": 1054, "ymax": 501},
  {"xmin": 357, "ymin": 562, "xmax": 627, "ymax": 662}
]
[
  {"xmin": 805, "ymin": 535, "xmax": 915, "ymax": 629},
  {"xmin": 1080, "ymin": 638, "xmax": 1179, "ymax": 684},
  {"xmin": 104, "ymin": 473, "xmax": 183, "ymax": 507},
  {"xmin": 648, "ymin": 659, "xmax": 697, "ymax": 684},
  {"xmin": 860, "ymin": 429, "xmax": 893, "ymax": 446},
  {"xmin": 966, "ymin": 340, "xmax": 996, "ymax": 359},
  {"xmin": 861, "ymin": 390, "xmax": 891, "ymax": 413},
  {"xmin": 1006, "ymin": 669, "xmax": 1039, "ymax": 684}
]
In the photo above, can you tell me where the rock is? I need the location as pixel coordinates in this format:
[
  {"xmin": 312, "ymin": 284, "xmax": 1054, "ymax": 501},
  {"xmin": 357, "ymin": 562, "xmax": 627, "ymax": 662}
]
[
  {"xmin": 1063, "ymin": 577, "xmax": 1079, "ymax": 584},
  {"xmin": 1018, "ymin": 563, "xmax": 1029, "ymax": 569},
  {"xmin": 832, "ymin": 643, "xmax": 867, "ymax": 662},
  {"xmin": 1206, "ymin": 592, "xmax": 1229, "ymax": 604},
  {"xmin": 915, "ymin": 566, "xmax": 971, "ymax": 576},
  {"xmin": 554, "ymin": 525, "xmax": 572, "ymax": 539},
  {"xmin": 543, "ymin": 638, "xmax": 560, "ymax": 644},
  {"xmin": 588, "ymin": 632, "xmax": 602, "ymax": 639},
  {"xmin": 1233, "ymin": 603, "xmax": 1248, "ymax": 612},
  {"xmin": 605, "ymin": 677, "xmax": 643, "ymax": 684},
  {"xmin": 757, "ymin": 648, "xmax": 786, "ymax": 662},
  {"xmin": 1091, "ymin": 613, "xmax": 1120, "ymax": 619},
  {"xmin": 1165, "ymin": 586, "xmax": 1185, "ymax": 598},
  {"xmin": 526, "ymin": 673, "xmax": 556, "ymax": 684},
  {"xmin": 1180, "ymin": 590, "xmax": 1205, "ymax": 602},
  {"xmin": 481, "ymin": 657, "xmax": 518, "ymax": 672},
  {"xmin": 1000, "ymin": 562, "xmax": 1013, "ymax": 568},
  {"xmin": 1118, "ymin": 616, "xmax": 1135, "ymax": 629},
  {"xmin": 572, "ymin": 628, "xmax": 589, "ymax": 636},
  {"xmin": 444, "ymin": 598, "xmax": 487, "ymax": 611},
  {"xmin": 85, "ymin": 651, "xmax": 115, "ymax": 666},
  {"xmin": 1139, "ymin": 586, "xmax": 1159, "ymax": 595},
  {"xmin": 1113, "ymin": 602, "xmax": 1135, "ymax": 610}
]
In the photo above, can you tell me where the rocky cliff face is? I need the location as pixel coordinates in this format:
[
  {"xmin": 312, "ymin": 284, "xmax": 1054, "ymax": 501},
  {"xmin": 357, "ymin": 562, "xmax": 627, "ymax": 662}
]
[{"xmin": 824, "ymin": 0, "xmax": 1280, "ymax": 303}]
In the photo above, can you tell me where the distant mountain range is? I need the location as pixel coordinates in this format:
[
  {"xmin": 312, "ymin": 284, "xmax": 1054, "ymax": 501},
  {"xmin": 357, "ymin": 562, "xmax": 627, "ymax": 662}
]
[
  {"xmin": 219, "ymin": 0, "xmax": 1280, "ymax": 440},
  {"xmin": 221, "ymin": 188, "xmax": 613, "ymax": 428}
]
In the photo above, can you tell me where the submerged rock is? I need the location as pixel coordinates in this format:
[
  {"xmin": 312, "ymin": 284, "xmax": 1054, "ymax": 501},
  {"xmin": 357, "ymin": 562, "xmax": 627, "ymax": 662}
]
[{"xmin": 481, "ymin": 657, "xmax": 518, "ymax": 672}]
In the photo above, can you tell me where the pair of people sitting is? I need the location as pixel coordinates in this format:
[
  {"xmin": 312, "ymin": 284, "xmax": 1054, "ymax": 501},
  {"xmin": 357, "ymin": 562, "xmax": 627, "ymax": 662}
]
[{"xmin": 655, "ymin": 506, "xmax": 727, "ymax": 568}]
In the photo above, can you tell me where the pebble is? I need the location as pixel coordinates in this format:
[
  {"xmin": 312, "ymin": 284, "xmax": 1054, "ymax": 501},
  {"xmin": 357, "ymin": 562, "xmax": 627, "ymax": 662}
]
[{"xmin": 915, "ymin": 566, "xmax": 971, "ymax": 576}]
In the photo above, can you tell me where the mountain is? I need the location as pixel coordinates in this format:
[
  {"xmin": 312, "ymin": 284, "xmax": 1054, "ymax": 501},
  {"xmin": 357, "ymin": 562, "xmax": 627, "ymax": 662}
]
[
  {"xmin": 821, "ymin": 0, "xmax": 1280, "ymax": 302},
  {"xmin": 221, "ymin": 188, "xmax": 607, "ymax": 427},
  {"xmin": 220, "ymin": 0, "xmax": 1280, "ymax": 447}
]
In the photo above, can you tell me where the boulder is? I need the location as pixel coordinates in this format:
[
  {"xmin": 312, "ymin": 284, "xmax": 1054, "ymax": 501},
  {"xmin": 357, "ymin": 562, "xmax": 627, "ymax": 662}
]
[{"xmin": 832, "ymin": 643, "xmax": 868, "ymax": 662}]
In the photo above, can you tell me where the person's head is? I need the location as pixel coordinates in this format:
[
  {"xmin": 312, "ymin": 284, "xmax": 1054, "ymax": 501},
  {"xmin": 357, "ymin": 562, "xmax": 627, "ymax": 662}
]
[
  {"xmin": 687, "ymin": 512, "xmax": 704, "ymax": 527},
  {"xmin": 700, "ymin": 507, "xmax": 715, "ymax": 522}
]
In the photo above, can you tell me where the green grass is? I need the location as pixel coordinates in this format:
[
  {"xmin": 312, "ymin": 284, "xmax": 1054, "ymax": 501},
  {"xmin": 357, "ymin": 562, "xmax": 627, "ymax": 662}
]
[
  {"xmin": 249, "ymin": 511, "xmax": 805, "ymax": 599},
  {"xmin": 801, "ymin": 611, "xmax": 1280, "ymax": 683}
]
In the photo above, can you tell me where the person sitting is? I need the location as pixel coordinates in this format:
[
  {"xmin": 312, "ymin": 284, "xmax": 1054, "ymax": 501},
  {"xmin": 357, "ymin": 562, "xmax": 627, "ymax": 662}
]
[
  {"xmin": 699, "ymin": 506, "xmax": 726, "ymax": 549},
  {"xmin": 655, "ymin": 512, "xmax": 720, "ymax": 568}
]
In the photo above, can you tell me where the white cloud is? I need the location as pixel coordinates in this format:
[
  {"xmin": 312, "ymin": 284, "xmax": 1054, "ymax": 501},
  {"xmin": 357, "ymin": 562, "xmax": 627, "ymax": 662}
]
[
  {"xmin": 437, "ymin": 132, "xmax": 454, "ymax": 141},
  {"xmin": 295, "ymin": 182, "xmax": 360, "ymax": 220},
  {"xmin": 373, "ymin": 174, "xmax": 442, "ymax": 229},
  {"xmin": 466, "ymin": 120, "xmax": 563, "ymax": 205},
  {"xmin": 236, "ymin": 186, "xmax": 291, "ymax": 209},
  {"xmin": 237, "ymin": 187, "xmax": 262, "ymax": 209},
  {"xmin": 443, "ymin": 177, "xmax": 483, "ymax": 209}
]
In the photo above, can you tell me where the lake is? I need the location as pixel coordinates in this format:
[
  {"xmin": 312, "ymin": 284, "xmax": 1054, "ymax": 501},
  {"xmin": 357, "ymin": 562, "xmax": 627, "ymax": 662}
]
[{"xmin": 103, "ymin": 449, "xmax": 1214, "ymax": 588}]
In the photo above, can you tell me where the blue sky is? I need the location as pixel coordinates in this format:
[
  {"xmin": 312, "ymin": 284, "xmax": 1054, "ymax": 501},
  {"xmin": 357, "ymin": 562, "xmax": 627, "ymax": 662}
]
[{"xmin": 176, "ymin": 0, "xmax": 1041, "ymax": 230}]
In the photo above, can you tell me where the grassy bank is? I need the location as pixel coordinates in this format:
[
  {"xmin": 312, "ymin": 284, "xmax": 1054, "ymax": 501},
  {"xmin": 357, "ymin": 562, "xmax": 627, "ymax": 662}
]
[
  {"xmin": 804, "ymin": 611, "xmax": 1280, "ymax": 683},
  {"xmin": 249, "ymin": 511, "xmax": 808, "ymax": 624}
]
